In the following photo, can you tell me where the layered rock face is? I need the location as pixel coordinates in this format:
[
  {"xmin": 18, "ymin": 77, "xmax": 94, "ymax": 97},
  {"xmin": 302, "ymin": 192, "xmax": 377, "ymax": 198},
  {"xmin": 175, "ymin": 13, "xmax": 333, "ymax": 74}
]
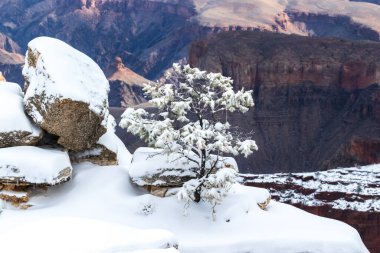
[
  {"xmin": 190, "ymin": 31, "xmax": 380, "ymax": 173},
  {"xmin": 242, "ymin": 164, "xmax": 380, "ymax": 253},
  {"xmin": 23, "ymin": 37, "xmax": 110, "ymax": 151}
]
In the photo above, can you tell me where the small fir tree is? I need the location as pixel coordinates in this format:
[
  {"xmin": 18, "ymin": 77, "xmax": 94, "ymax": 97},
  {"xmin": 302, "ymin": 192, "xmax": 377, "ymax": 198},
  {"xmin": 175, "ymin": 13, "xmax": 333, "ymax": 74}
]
[{"xmin": 120, "ymin": 63, "xmax": 257, "ymax": 207}]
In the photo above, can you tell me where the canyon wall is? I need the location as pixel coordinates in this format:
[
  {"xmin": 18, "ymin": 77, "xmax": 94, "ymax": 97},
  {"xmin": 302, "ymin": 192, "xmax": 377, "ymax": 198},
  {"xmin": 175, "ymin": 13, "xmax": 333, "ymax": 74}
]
[{"xmin": 190, "ymin": 31, "xmax": 380, "ymax": 173}]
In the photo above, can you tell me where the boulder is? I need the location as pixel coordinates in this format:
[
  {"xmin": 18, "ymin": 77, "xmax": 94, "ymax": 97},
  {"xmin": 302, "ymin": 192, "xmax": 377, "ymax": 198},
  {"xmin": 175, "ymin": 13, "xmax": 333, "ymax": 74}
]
[
  {"xmin": 0, "ymin": 146, "xmax": 72, "ymax": 207},
  {"xmin": 129, "ymin": 147, "xmax": 238, "ymax": 196},
  {"xmin": 23, "ymin": 37, "xmax": 110, "ymax": 151},
  {"xmin": 70, "ymin": 115, "xmax": 118, "ymax": 166},
  {"xmin": 0, "ymin": 82, "xmax": 42, "ymax": 148},
  {"xmin": 0, "ymin": 146, "xmax": 72, "ymax": 186}
]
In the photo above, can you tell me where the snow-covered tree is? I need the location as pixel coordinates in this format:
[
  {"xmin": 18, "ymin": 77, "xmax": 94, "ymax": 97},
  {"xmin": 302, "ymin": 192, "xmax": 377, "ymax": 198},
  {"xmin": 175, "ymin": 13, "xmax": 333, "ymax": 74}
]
[{"xmin": 120, "ymin": 63, "xmax": 258, "ymax": 205}]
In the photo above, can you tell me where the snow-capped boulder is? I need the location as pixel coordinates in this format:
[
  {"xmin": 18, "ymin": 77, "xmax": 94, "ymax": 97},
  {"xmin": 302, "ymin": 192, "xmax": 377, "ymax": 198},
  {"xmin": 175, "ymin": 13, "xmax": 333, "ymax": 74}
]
[
  {"xmin": 23, "ymin": 37, "xmax": 110, "ymax": 151},
  {"xmin": 70, "ymin": 115, "xmax": 118, "ymax": 166},
  {"xmin": 0, "ymin": 146, "xmax": 72, "ymax": 186},
  {"xmin": 0, "ymin": 82, "xmax": 42, "ymax": 148},
  {"xmin": 129, "ymin": 147, "xmax": 238, "ymax": 197}
]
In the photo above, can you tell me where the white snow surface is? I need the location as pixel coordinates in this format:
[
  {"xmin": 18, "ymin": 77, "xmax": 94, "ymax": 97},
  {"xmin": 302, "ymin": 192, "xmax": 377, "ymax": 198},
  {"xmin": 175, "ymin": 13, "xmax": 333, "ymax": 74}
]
[
  {"xmin": 23, "ymin": 36, "xmax": 110, "ymax": 126},
  {"xmin": 0, "ymin": 142, "xmax": 368, "ymax": 253},
  {"xmin": 98, "ymin": 114, "xmax": 118, "ymax": 153},
  {"xmin": 0, "ymin": 146, "xmax": 72, "ymax": 185},
  {"xmin": 0, "ymin": 82, "xmax": 41, "ymax": 136},
  {"xmin": 0, "ymin": 217, "xmax": 178, "ymax": 253}
]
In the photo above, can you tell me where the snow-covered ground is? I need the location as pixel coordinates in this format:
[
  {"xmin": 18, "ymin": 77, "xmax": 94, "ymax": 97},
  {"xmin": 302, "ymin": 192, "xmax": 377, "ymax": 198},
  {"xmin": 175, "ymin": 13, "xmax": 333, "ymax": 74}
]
[{"xmin": 0, "ymin": 139, "xmax": 369, "ymax": 253}]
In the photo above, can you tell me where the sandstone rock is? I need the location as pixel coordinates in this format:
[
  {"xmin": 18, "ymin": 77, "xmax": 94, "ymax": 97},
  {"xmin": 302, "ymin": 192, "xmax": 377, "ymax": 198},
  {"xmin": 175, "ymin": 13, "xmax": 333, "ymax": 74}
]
[
  {"xmin": 69, "ymin": 115, "xmax": 118, "ymax": 166},
  {"xmin": 23, "ymin": 37, "xmax": 110, "ymax": 151},
  {"xmin": 129, "ymin": 147, "xmax": 238, "ymax": 189},
  {"xmin": 0, "ymin": 190, "xmax": 29, "ymax": 204},
  {"xmin": 0, "ymin": 82, "xmax": 42, "ymax": 148},
  {"xmin": 258, "ymin": 195, "xmax": 271, "ymax": 210}
]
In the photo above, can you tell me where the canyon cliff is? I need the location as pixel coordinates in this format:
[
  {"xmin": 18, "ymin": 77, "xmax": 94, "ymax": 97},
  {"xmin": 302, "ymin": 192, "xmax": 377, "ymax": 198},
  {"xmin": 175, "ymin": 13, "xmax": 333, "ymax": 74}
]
[
  {"xmin": 190, "ymin": 31, "xmax": 380, "ymax": 173},
  {"xmin": 1, "ymin": 0, "xmax": 380, "ymax": 84}
]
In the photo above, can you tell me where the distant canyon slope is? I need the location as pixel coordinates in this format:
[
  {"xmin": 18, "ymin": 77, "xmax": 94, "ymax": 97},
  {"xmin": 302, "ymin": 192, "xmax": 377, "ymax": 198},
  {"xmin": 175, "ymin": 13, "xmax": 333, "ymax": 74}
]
[
  {"xmin": 1, "ymin": 0, "xmax": 380, "ymax": 83},
  {"xmin": 190, "ymin": 31, "xmax": 380, "ymax": 173}
]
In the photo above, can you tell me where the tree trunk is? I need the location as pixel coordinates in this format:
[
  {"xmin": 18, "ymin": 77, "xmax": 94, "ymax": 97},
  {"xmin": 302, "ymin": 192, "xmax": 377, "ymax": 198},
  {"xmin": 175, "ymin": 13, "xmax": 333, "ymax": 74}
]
[
  {"xmin": 200, "ymin": 149, "xmax": 206, "ymax": 177},
  {"xmin": 195, "ymin": 117, "xmax": 206, "ymax": 203},
  {"xmin": 194, "ymin": 149, "xmax": 206, "ymax": 203}
]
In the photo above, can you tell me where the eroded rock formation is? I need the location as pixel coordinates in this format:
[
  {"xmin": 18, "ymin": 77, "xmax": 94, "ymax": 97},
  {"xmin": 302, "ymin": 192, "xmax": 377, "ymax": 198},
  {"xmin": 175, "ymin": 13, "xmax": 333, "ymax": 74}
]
[{"xmin": 108, "ymin": 57, "xmax": 148, "ymax": 107}]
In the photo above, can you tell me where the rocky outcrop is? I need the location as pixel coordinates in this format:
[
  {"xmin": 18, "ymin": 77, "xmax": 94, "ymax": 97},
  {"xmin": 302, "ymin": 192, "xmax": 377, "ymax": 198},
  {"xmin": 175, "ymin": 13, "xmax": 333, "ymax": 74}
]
[
  {"xmin": 108, "ymin": 57, "xmax": 148, "ymax": 107},
  {"xmin": 190, "ymin": 31, "xmax": 380, "ymax": 173},
  {"xmin": 241, "ymin": 164, "xmax": 380, "ymax": 253},
  {"xmin": 23, "ymin": 37, "xmax": 110, "ymax": 151},
  {"xmin": 0, "ymin": 146, "xmax": 72, "ymax": 186},
  {"xmin": 0, "ymin": 82, "xmax": 42, "ymax": 148},
  {"xmin": 0, "ymin": 146, "xmax": 72, "ymax": 207}
]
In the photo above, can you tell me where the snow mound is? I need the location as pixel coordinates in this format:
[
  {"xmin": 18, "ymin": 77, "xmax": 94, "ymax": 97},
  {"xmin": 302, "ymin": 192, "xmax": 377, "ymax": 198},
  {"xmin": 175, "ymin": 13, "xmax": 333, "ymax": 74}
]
[
  {"xmin": 0, "ymin": 146, "xmax": 72, "ymax": 185},
  {"xmin": 0, "ymin": 82, "xmax": 41, "ymax": 146},
  {"xmin": 129, "ymin": 249, "xmax": 180, "ymax": 253},
  {"xmin": 23, "ymin": 36, "xmax": 110, "ymax": 124},
  {"xmin": 0, "ymin": 217, "xmax": 177, "ymax": 253},
  {"xmin": 98, "ymin": 114, "xmax": 118, "ymax": 154}
]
